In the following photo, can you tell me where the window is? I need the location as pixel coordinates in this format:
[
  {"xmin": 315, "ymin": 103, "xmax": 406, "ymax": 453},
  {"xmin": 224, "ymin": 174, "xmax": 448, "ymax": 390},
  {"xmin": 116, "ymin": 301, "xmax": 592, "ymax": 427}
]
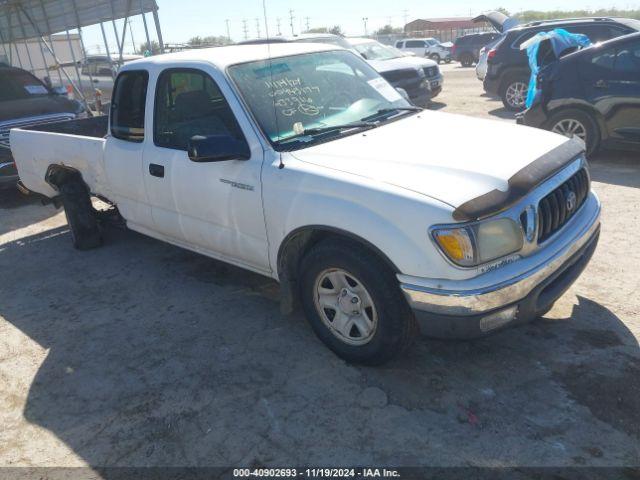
[
  {"xmin": 406, "ymin": 40, "xmax": 425, "ymax": 48},
  {"xmin": 0, "ymin": 69, "xmax": 50, "ymax": 102},
  {"xmin": 154, "ymin": 69, "xmax": 245, "ymax": 151},
  {"xmin": 615, "ymin": 42, "xmax": 640, "ymax": 73},
  {"xmin": 395, "ymin": 41, "xmax": 403, "ymax": 48},
  {"xmin": 111, "ymin": 70, "xmax": 148, "ymax": 142},
  {"xmin": 591, "ymin": 48, "xmax": 616, "ymax": 70},
  {"xmin": 565, "ymin": 25, "xmax": 615, "ymax": 43}
]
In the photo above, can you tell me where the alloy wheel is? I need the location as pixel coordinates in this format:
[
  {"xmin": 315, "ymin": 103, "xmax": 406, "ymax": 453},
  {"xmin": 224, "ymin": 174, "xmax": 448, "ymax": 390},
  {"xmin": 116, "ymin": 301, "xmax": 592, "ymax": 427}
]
[
  {"xmin": 313, "ymin": 268, "xmax": 378, "ymax": 346},
  {"xmin": 505, "ymin": 81, "xmax": 527, "ymax": 109},
  {"xmin": 551, "ymin": 118, "xmax": 587, "ymax": 142}
]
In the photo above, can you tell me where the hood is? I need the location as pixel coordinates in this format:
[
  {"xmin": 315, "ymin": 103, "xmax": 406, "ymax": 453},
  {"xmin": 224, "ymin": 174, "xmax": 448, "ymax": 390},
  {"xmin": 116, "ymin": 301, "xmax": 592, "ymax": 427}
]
[
  {"xmin": 0, "ymin": 96, "xmax": 79, "ymax": 124},
  {"xmin": 473, "ymin": 11, "xmax": 520, "ymax": 33},
  {"xmin": 367, "ymin": 56, "xmax": 436, "ymax": 74},
  {"xmin": 290, "ymin": 111, "xmax": 573, "ymax": 211}
]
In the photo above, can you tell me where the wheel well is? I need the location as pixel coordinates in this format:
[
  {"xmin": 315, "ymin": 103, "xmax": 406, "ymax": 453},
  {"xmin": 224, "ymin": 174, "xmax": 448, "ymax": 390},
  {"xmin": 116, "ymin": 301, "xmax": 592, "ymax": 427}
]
[
  {"xmin": 545, "ymin": 105, "xmax": 604, "ymax": 143},
  {"xmin": 499, "ymin": 69, "xmax": 529, "ymax": 94},
  {"xmin": 276, "ymin": 227, "xmax": 399, "ymax": 314}
]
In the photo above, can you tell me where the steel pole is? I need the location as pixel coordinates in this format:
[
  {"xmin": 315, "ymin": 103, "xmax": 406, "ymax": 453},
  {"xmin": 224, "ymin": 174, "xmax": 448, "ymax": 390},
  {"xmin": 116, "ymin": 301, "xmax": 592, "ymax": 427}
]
[
  {"xmin": 152, "ymin": 6, "xmax": 164, "ymax": 53},
  {"xmin": 38, "ymin": 0, "xmax": 63, "ymax": 83},
  {"xmin": 140, "ymin": 0, "xmax": 152, "ymax": 54},
  {"xmin": 99, "ymin": 22, "xmax": 116, "ymax": 79}
]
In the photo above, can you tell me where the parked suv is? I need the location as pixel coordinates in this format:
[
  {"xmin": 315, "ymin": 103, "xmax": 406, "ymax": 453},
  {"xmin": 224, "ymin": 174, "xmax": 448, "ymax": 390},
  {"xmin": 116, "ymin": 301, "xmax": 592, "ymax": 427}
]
[
  {"xmin": 395, "ymin": 38, "xmax": 452, "ymax": 63},
  {"xmin": 482, "ymin": 17, "xmax": 640, "ymax": 110},
  {"xmin": 519, "ymin": 32, "xmax": 640, "ymax": 155},
  {"xmin": 0, "ymin": 65, "xmax": 84, "ymax": 189},
  {"xmin": 452, "ymin": 32, "xmax": 501, "ymax": 66}
]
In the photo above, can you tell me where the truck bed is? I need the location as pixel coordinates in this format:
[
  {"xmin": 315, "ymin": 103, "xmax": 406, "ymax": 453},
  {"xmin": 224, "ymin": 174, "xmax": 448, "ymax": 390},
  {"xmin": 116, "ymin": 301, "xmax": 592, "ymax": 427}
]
[{"xmin": 11, "ymin": 116, "xmax": 109, "ymax": 199}]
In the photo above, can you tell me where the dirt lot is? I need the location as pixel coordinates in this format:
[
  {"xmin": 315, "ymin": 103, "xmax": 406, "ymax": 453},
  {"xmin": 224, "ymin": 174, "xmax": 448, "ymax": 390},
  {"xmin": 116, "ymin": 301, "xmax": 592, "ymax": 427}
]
[{"xmin": 0, "ymin": 63, "xmax": 639, "ymax": 473}]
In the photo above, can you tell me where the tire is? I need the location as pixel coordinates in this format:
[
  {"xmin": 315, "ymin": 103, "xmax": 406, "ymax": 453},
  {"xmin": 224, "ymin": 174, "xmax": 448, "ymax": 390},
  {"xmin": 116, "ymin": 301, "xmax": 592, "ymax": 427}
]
[
  {"xmin": 444, "ymin": 57, "xmax": 452, "ymax": 64},
  {"xmin": 460, "ymin": 53, "xmax": 474, "ymax": 67},
  {"xmin": 429, "ymin": 54, "xmax": 441, "ymax": 64},
  {"xmin": 545, "ymin": 108, "xmax": 600, "ymax": 157},
  {"xmin": 299, "ymin": 239, "xmax": 417, "ymax": 365},
  {"xmin": 500, "ymin": 74, "xmax": 529, "ymax": 111},
  {"xmin": 59, "ymin": 181, "xmax": 103, "ymax": 250}
]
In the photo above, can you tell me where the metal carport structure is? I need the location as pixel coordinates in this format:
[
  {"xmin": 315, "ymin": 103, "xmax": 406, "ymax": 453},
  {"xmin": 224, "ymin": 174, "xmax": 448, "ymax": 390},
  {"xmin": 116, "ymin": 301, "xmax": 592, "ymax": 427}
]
[{"xmin": 0, "ymin": 0, "xmax": 164, "ymax": 109}]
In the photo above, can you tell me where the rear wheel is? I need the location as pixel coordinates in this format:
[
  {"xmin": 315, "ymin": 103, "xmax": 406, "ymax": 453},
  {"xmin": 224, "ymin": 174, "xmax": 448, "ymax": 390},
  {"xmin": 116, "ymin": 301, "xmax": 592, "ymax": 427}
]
[
  {"xmin": 59, "ymin": 182, "xmax": 103, "ymax": 250},
  {"xmin": 460, "ymin": 53, "xmax": 474, "ymax": 67},
  {"xmin": 501, "ymin": 75, "xmax": 529, "ymax": 111},
  {"xmin": 299, "ymin": 240, "xmax": 417, "ymax": 365},
  {"xmin": 546, "ymin": 108, "xmax": 600, "ymax": 157},
  {"xmin": 429, "ymin": 53, "xmax": 441, "ymax": 64}
]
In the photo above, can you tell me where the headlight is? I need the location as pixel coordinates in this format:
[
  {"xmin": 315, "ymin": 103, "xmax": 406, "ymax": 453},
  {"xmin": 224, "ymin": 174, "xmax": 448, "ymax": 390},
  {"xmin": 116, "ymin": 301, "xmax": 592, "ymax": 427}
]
[{"xmin": 432, "ymin": 218, "xmax": 523, "ymax": 267}]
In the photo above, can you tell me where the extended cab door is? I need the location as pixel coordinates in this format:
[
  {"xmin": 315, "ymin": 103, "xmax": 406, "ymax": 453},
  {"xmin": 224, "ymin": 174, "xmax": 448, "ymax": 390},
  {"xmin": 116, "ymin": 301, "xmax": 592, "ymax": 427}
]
[
  {"xmin": 142, "ymin": 66, "xmax": 269, "ymax": 272},
  {"xmin": 404, "ymin": 40, "xmax": 427, "ymax": 57},
  {"xmin": 103, "ymin": 69, "xmax": 154, "ymax": 231}
]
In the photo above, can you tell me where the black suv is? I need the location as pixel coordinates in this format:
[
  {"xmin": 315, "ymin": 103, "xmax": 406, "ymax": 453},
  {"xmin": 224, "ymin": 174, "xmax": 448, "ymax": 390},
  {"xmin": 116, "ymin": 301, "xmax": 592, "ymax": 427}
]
[
  {"xmin": 483, "ymin": 17, "xmax": 640, "ymax": 110},
  {"xmin": 0, "ymin": 65, "xmax": 83, "ymax": 189},
  {"xmin": 452, "ymin": 32, "xmax": 500, "ymax": 66},
  {"xmin": 519, "ymin": 32, "xmax": 640, "ymax": 156}
]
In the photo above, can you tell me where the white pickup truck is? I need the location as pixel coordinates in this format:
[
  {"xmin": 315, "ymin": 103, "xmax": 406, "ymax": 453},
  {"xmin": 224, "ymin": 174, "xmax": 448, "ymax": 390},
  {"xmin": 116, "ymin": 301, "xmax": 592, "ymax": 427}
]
[{"xmin": 11, "ymin": 43, "xmax": 601, "ymax": 365}]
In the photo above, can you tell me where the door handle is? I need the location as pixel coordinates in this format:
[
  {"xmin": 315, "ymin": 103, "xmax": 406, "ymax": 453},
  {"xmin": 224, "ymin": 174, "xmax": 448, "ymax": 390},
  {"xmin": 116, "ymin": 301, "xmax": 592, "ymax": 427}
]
[
  {"xmin": 149, "ymin": 163, "xmax": 165, "ymax": 178},
  {"xmin": 594, "ymin": 79, "xmax": 608, "ymax": 89}
]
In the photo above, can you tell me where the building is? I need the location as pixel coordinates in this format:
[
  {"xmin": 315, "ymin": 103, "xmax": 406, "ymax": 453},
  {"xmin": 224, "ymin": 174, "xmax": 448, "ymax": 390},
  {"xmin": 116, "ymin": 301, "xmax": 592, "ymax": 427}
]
[{"xmin": 404, "ymin": 17, "xmax": 491, "ymax": 41}]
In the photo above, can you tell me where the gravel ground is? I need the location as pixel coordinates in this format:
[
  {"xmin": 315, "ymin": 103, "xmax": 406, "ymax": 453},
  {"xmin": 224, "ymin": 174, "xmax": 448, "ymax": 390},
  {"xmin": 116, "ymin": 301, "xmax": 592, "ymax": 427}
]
[{"xmin": 0, "ymin": 63, "xmax": 638, "ymax": 473}]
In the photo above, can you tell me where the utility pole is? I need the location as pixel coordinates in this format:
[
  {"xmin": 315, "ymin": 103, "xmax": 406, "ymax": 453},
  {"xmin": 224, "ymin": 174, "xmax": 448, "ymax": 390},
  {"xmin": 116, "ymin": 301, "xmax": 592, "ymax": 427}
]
[
  {"xmin": 276, "ymin": 17, "xmax": 282, "ymax": 35},
  {"xmin": 242, "ymin": 19, "xmax": 249, "ymax": 40},
  {"xmin": 362, "ymin": 17, "xmax": 368, "ymax": 36},
  {"xmin": 289, "ymin": 9, "xmax": 295, "ymax": 35},
  {"xmin": 305, "ymin": 16, "xmax": 310, "ymax": 32},
  {"xmin": 255, "ymin": 17, "xmax": 261, "ymax": 38},
  {"xmin": 225, "ymin": 19, "xmax": 231, "ymax": 42},
  {"xmin": 402, "ymin": 9, "xmax": 409, "ymax": 31}
]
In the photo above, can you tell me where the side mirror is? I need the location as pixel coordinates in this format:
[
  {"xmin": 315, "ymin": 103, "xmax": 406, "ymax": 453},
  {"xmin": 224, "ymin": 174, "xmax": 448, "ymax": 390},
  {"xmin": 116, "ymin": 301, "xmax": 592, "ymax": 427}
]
[{"xmin": 187, "ymin": 134, "xmax": 250, "ymax": 163}]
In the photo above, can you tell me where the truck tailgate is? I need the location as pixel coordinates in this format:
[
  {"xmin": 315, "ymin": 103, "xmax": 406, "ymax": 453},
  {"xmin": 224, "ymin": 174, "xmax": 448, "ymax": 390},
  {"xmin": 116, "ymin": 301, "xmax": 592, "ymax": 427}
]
[{"xmin": 10, "ymin": 117, "xmax": 108, "ymax": 198}]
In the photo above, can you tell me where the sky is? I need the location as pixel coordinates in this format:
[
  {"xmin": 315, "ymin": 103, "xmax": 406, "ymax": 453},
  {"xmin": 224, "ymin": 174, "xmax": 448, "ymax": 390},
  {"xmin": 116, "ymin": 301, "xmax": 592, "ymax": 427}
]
[{"xmin": 80, "ymin": 0, "xmax": 640, "ymax": 53}]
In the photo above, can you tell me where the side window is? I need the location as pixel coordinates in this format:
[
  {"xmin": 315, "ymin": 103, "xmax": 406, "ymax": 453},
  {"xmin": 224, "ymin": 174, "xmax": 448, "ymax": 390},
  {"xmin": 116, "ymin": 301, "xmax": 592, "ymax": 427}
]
[
  {"xmin": 566, "ymin": 25, "xmax": 613, "ymax": 43},
  {"xmin": 395, "ymin": 41, "xmax": 403, "ymax": 48},
  {"xmin": 590, "ymin": 48, "xmax": 616, "ymax": 70},
  {"xmin": 406, "ymin": 40, "xmax": 425, "ymax": 48},
  {"xmin": 614, "ymin": 42, "xmax": 640, "ymax": 73},
  {"xmin": 111, "ymin": 70, "xmax": 148, "ymax": 143},
  {"xmin": 513, "ymin": 31, "xmax": 538, "ymax": 49},
  {"xmin": 154, "ymin": 69, "xmax": 246, "ymax": 151}
]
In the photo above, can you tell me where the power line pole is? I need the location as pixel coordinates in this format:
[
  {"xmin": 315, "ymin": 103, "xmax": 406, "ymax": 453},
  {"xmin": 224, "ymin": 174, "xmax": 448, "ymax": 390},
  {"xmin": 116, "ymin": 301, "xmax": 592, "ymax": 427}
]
[
  {"xmin": 225, "ymin": 19, "xmax": 231, "ymax": 42},
  {"xmin": 362, "ymin": 17, "xmax": 368, "ymax": 36},
  {"xmin": 276, "ymin": 17, "xmax": 282, "ymax": 35},
  {"xmin": 289, "ymin": 9, "xmax": 295, "ymax": 35},
  {"xmin": 305, "ymin": 16, "xmax": 310, "ymax": 32},
  {"xmin": 255, "ymin": 17, "xmax": 261, "ymax": 38},
  {"xmin": 402, "ymin": 9, "xmax": 409, "ymax": 30},
  {"xmin": 242, "ymin": 19, "xmax": 249, "ymax": 40}
]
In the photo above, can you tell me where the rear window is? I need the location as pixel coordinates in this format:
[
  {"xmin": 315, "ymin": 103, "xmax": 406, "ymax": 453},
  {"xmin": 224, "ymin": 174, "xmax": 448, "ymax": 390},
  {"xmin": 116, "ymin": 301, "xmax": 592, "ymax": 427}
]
[
  {"xmin": 111, "ymin": 70, "xmax": 149, "ymax": 142},
  {"xmin": 0, "ymin": 69, "xmax": 50, "ymax": 102}
]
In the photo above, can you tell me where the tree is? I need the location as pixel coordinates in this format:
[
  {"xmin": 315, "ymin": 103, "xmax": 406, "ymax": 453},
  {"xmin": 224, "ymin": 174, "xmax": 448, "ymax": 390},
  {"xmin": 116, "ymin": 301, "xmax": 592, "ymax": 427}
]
[
  {"xmin": 188, "ymin": 35, "xmax": 233, "ymax": 47},
  {"xmin": 136, "ymin": 40, "xmax": 162, "ymax": 56},
  {"xmin": 375, "ymin": 25, "xmax": 402, "ymax": 35},
  {"xmin": 328, "ymin": 25, "xmax": 345, "ymax": 36}
]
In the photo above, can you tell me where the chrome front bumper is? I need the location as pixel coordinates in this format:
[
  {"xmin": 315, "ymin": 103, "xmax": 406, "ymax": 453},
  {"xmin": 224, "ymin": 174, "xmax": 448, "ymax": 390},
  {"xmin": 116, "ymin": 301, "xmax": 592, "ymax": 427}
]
[{"xmin": 400, "ymin": 192, "xmax": 601, "ymax": 337}]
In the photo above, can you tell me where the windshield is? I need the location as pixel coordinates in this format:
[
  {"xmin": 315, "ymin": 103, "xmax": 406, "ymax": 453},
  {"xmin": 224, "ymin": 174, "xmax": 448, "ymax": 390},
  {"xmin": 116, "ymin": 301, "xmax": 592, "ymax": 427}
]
[
  {"xmin": 354, "ymin": 42, "xmax": 402, "ymax": 60},
  {"xmin": 228, "ymin": 50, "xmax": 413, "ymax": 149},
  {"xmin": 0, "ymin": 69, "xmax": 50, "ymax": 102}
]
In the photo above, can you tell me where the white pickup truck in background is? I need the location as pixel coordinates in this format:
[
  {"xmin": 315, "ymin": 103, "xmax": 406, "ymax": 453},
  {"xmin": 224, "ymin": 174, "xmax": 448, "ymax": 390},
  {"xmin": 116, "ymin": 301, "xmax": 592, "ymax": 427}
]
[{"xmin": 11, "ymin": 43, "xmax": 601, "ymax": 365}]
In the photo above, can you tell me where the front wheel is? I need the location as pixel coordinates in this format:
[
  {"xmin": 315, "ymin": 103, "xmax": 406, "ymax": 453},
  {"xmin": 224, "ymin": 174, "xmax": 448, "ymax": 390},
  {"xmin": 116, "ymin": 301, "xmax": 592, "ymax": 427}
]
[
  {"xmin": 546, "ymin": 108, "xmax": 600, "ymax": 157},
  {"xmin": 501, "ymin": 76, "xmax": 528, "ymax": 111},
  {"xmin": 429, "ymin": 54, "xmax": 441, "ymax": 64},
  {"xmin": 299, "ymin": 240, "xmax": 417, "ymax": 365}
]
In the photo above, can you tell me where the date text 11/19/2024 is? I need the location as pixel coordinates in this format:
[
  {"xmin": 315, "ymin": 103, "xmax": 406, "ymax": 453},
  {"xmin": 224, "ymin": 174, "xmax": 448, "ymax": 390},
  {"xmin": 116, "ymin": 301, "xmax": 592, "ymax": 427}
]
[{"xmin": 233, "ymin": 468, "xmax": 401, "ymax": 478}]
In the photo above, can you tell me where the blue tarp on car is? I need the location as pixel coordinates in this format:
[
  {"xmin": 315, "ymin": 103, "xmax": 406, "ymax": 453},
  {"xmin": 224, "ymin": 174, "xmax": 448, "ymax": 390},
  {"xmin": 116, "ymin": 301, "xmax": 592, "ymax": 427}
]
[{"xmin": 522, "ymin": 28, "xmax": 592, "ymax": 108}]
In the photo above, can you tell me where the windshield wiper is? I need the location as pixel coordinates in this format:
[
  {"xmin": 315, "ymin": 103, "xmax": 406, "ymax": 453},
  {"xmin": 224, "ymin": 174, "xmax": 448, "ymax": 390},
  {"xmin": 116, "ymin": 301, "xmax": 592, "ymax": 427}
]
[
  {"xmin": 302, "ymin": 121, "xmax": 377, "ymax": 136},
  {"xmin": 360, "ymin": 106, "xmax": 422, "ymax": 123}
]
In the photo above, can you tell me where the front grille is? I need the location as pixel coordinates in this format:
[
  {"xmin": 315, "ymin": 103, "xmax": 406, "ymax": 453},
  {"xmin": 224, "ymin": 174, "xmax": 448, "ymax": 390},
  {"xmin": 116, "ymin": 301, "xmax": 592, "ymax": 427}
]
[
  {"xmin": 381, "ymin": 68, "xmax": 420, "ymax": 83},
  {"xmin": 423, "ymin": 66, "xmax": 438, "ymax": 78},
  {"xmin": 537, "ymin": 168, "xmax": 590, "ymax": 243},
  {"xmin": 0, "ymin": 114, "xmax": 75, "ymax": 149}
]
